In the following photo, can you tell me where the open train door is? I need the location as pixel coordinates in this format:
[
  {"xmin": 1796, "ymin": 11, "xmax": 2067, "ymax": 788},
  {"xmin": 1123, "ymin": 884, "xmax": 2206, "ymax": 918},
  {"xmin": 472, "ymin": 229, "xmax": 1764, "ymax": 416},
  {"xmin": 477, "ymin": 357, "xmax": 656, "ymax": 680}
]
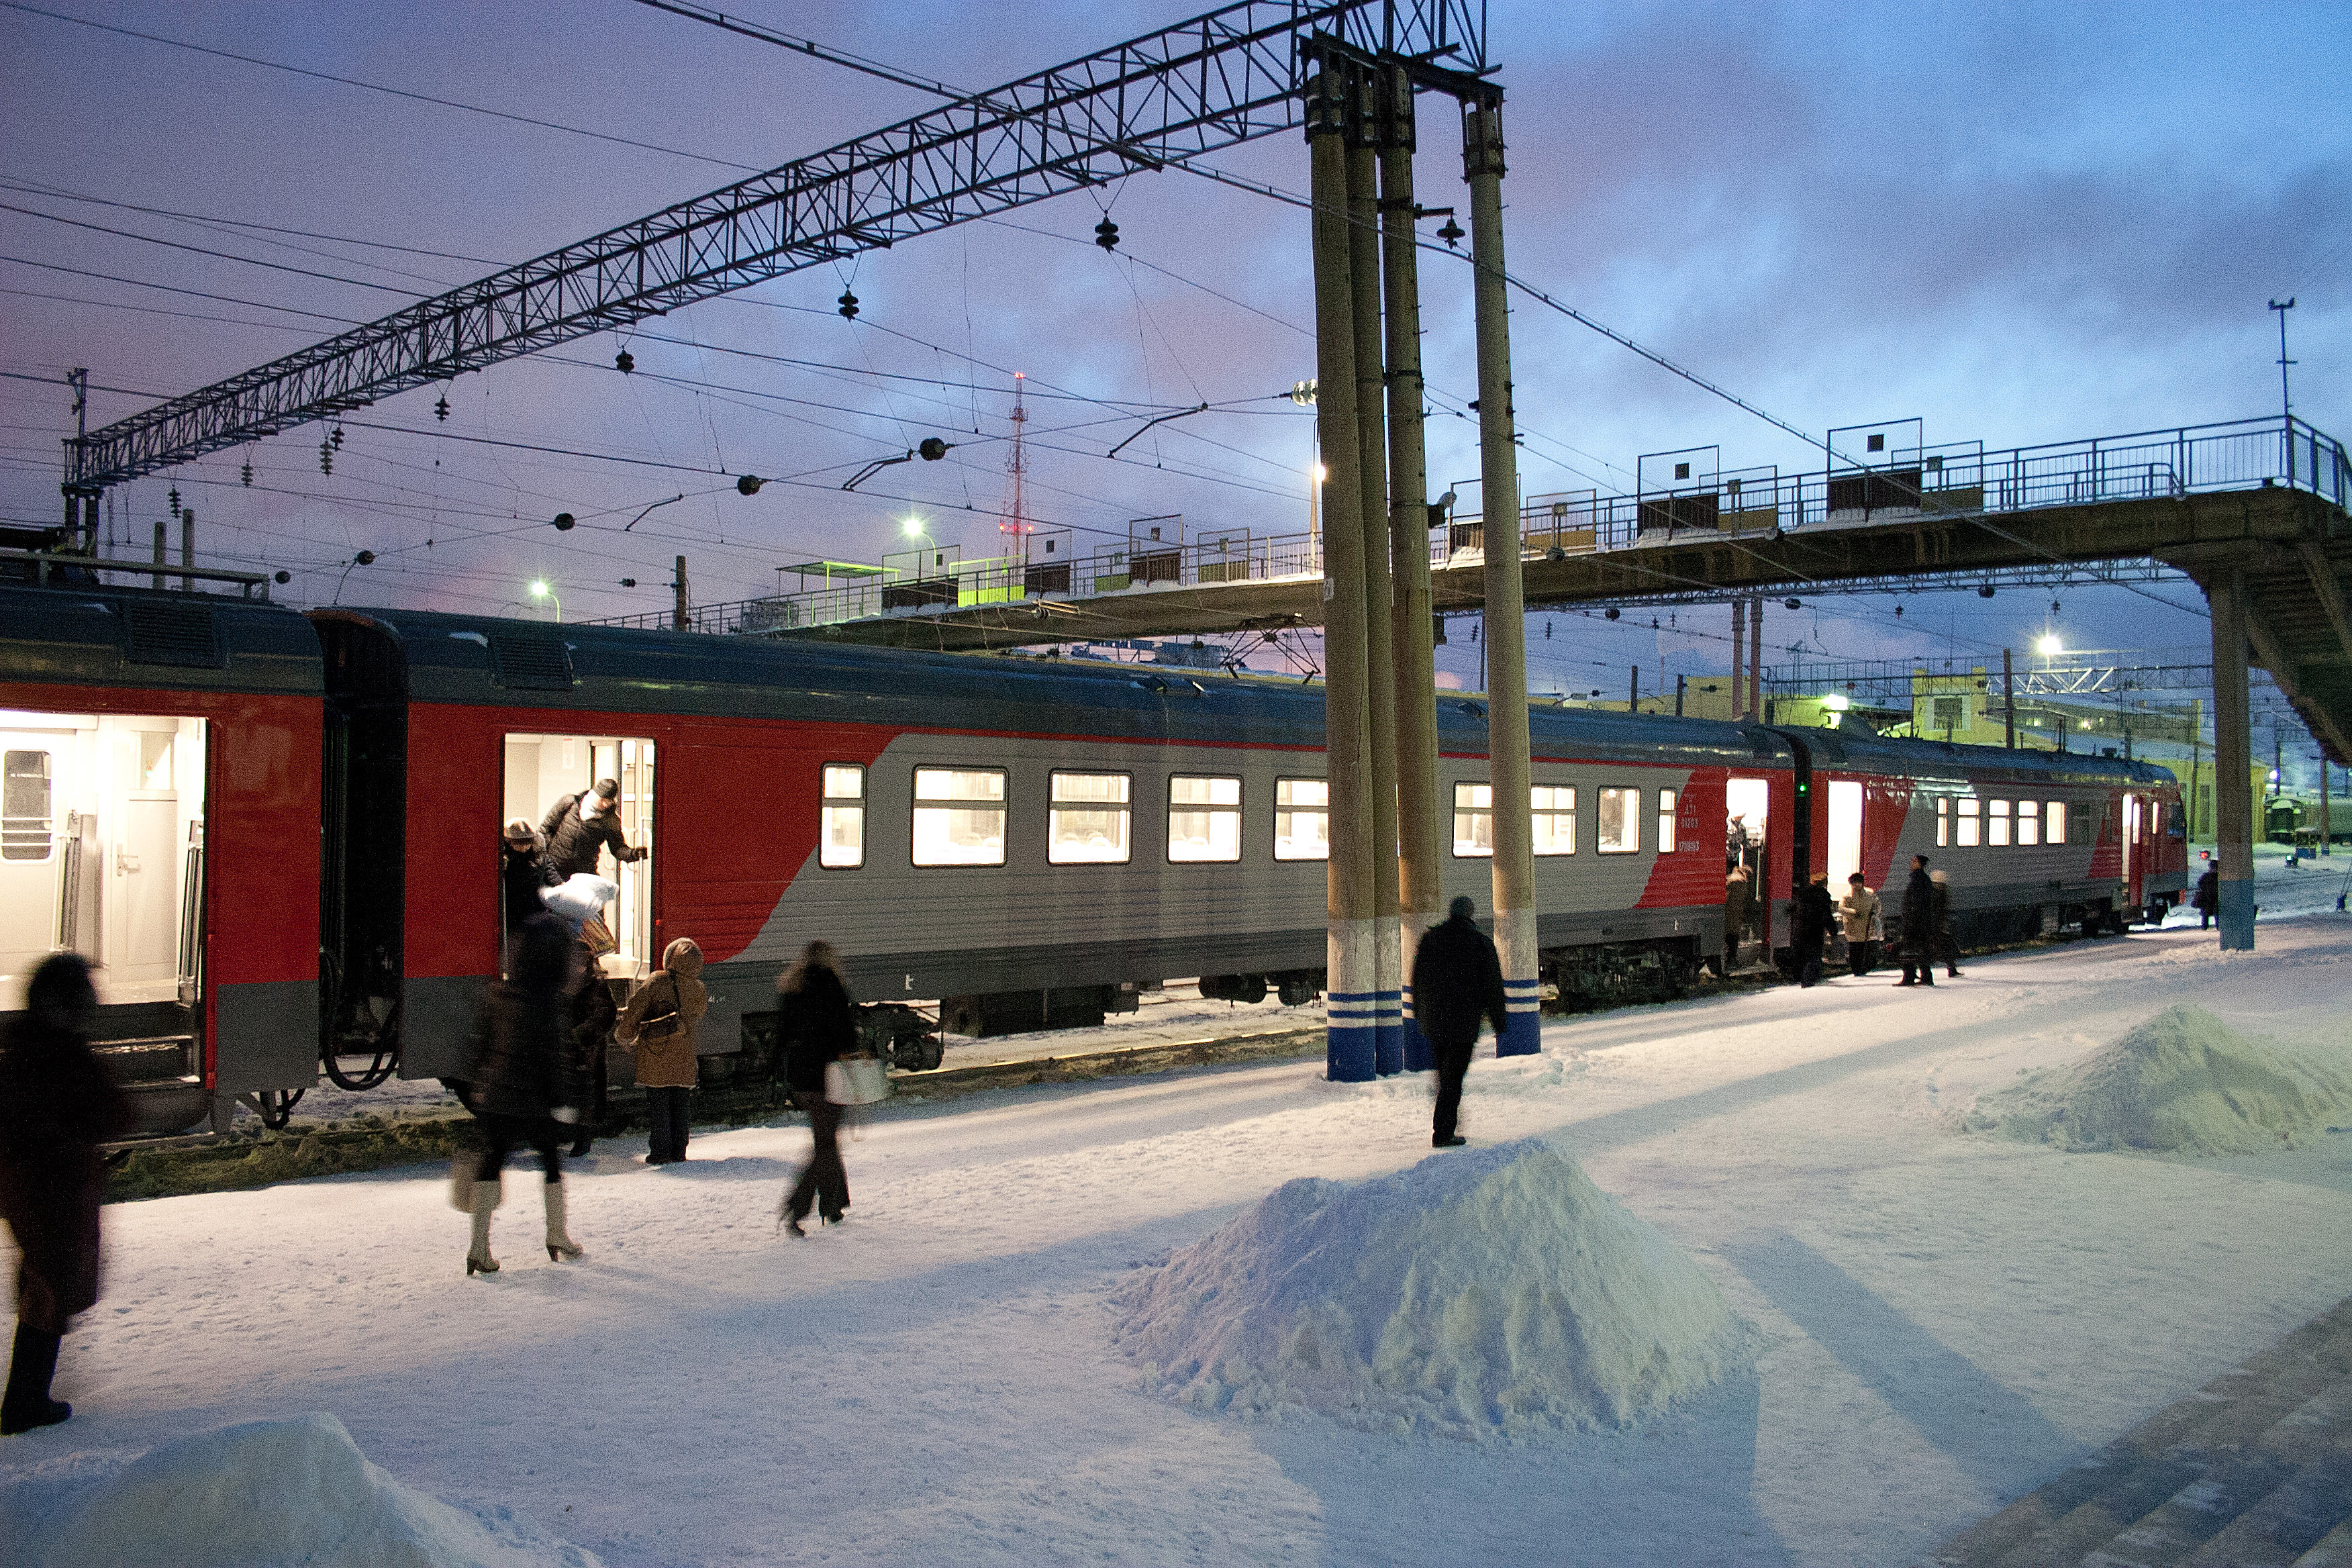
[
  {"xmin": 2122, "ymin": 792, "xmax": 2143, "ymax": 918},
  {"xmin": 1726, "ymin": 776, "xmax": 1771, "ymax": 954}
]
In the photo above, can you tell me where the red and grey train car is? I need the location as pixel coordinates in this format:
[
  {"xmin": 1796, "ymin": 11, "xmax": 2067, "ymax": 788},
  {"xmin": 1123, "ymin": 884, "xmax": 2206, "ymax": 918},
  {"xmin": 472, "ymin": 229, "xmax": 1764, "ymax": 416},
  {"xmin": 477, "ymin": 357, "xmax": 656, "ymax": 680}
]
[
  {"xmin": 0, "ymin": 582, "xmax": 2184, "ymax": 1132},
  {"xmin": 0, "ymin": 585, "xmax": 322, "ymax": 1132}
]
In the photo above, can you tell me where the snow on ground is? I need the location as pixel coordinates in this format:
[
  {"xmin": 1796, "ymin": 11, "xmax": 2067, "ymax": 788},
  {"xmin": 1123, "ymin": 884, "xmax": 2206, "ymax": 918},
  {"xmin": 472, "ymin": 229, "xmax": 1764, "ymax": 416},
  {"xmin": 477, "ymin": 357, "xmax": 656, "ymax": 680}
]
[{"xmin": 5, "ymin": 860, "xmax": 2352, "ymax": 1565}]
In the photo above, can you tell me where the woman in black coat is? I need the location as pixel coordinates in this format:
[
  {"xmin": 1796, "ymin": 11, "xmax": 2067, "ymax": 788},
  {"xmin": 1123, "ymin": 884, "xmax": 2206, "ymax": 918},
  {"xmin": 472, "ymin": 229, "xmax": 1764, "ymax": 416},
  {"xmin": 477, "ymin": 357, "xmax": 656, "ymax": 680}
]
[
  {"xmin": 777, "ymin": 940, "xmax": 859, "ymax": 1235},
  {"xmin": 0, "ymin": 953, "xmax": 130, "ymax": 1434},
  {"xmin": 460, "ymin": 915, "xmax": 589, "ymax": 1274}
]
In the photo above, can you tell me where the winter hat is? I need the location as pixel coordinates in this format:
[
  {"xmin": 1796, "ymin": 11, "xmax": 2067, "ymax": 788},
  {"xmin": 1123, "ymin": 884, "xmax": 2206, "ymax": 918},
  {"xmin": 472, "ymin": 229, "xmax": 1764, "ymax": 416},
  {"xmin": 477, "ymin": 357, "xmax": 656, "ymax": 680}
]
[{"xmin": 503, "ymin": 817, "xmax": 536, "ymax": 846}]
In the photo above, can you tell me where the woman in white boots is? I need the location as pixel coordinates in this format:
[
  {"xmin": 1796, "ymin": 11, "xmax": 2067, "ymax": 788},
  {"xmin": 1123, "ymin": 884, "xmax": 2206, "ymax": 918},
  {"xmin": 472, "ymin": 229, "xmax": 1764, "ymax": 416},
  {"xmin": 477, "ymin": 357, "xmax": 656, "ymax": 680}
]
[{"xmin": 461, "ymin": 915, "xmax": 588, "ymax": 1275}]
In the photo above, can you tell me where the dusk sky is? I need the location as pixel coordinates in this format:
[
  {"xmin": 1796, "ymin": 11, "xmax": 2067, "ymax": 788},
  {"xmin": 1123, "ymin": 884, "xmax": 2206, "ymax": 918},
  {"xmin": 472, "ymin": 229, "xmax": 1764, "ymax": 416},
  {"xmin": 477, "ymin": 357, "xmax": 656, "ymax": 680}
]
[{"xmin": 3, "ymin": 1, "xmax": 2347, "ymax": 728}]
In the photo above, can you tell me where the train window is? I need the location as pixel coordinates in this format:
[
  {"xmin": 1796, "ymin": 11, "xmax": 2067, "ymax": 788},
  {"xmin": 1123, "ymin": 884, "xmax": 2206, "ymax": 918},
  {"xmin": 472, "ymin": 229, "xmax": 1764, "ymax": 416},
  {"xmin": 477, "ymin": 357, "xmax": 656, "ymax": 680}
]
[
  {"xmin": 1957, "ymin": 797, "xmax": 1981, "ymax": 846},
  {"xmin": 2016, "ymin": 801, "xmax": 2040, "ymax": 846},
  {"xmin": 912, "ymin": 767, "xmax": 1006, "ymax": 866},
  {"xmin": 1, "ymin": 750, "xmax": 50, "ymax": 861},
  {"xmin": 1936, "ymin": 796, "xmax": 1950, "ymax": 847},
  {"xmin": 2047, "ymin": 800, "xmax": 2067, "ymax": 844},
  {"xmin": 1048, "ymin": 772, "xmax": 1131, "ymax": 864},
  {"xmin": 820, "ymin": 765, "xmax": 865, "ymax": 868},
  {"xmin": 1597, "ymin": 787, "xmax": 1640, "ymax": 854},
  {"xmin": 1532, "ymin": 785, "xmax": 1576, "ymax": 856},
  {"xmin": 1167, "ymin": 776, "xmax": 1241, "ymax": 863},
  {"xmin": 1988, "ymin": 799, "xmax": 2011, "ymax": 846},
  {"xmin": 1453, "ymin": 783, "xmax": 1493, "ymax": 857},
  {"xmin": 2071, "ymin": 801, "xmax": 2094, "ymax": 842},
  {"xmin": 1657, "ymin": 789, "xmax": 1679, "ymax": 853},
  {"xmin": 1274, "ymin": 778, "xmax": 1329, "ymax": 861}
]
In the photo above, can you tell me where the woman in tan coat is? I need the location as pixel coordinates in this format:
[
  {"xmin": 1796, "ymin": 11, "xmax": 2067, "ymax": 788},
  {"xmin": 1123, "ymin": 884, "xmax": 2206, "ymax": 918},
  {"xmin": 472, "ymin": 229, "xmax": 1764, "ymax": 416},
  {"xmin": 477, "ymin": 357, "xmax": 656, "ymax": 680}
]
[{"xmin": 617, "ymin": 938, "xmax": 707, "ymax": 1165}]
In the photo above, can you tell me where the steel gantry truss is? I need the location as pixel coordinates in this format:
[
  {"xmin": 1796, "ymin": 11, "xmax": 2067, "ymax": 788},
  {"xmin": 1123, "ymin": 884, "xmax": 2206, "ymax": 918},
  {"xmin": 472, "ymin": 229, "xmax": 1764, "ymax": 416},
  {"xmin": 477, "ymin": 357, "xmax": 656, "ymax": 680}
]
[{"xmin": 62, "ymin": 0, "xmax": 1485, "ymax": 492}]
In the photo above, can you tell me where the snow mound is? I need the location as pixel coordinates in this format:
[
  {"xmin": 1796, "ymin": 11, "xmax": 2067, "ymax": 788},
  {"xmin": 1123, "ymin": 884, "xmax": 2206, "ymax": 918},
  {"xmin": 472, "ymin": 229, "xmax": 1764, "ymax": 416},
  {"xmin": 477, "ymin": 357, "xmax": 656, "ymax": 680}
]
[
  {"xmin": 1114, "ymin": 1138, "xmax": 1748, "ymax": 1437},
  {"xmin": 20, "ymin": 1412, "xmax": 601, "ymax": 1568},
  {"xmin": 1965, "ymin": 1004, "xmax": 2352, "ymax": 1155}
]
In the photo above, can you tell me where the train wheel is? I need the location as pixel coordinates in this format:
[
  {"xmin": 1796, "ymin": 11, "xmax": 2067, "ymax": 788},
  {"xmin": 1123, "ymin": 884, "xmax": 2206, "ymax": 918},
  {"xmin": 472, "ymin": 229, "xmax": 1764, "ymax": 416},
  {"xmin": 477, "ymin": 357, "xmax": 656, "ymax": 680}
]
[{"xmin": 1277, "ymin": 977, "xmax": 1318, "ymax": 1008}]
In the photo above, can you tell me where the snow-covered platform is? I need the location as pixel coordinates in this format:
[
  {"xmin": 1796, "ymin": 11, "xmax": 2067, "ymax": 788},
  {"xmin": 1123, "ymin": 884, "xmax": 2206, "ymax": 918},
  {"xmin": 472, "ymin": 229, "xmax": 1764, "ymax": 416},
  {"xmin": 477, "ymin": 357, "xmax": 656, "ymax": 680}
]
[{"xmin": 9, "ymin": 871, "xmax": 2352, "ymax": 1565}]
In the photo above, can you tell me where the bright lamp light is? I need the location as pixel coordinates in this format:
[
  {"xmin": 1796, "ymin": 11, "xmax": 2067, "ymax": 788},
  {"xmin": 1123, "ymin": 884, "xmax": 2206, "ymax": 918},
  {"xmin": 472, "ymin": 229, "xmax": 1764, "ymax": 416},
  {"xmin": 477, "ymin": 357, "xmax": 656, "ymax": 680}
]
[
  {"xmin": 2037, "ymin": 635, "xmax": 2062, "ymax": 655},
  {"xmin": 528, "ymin": 580, "xmax": 550, "ymax": 597}
]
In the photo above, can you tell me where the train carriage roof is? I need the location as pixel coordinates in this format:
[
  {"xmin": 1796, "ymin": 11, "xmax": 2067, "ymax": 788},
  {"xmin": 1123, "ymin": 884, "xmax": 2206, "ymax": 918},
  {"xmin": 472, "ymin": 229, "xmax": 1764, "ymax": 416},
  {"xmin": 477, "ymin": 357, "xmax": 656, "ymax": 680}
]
[
  {"xmin": 1785, "ymin": 724, "xmax": 2177, "ymax": 788},
  {"xmin": 0, "ymin": 583, "xmax": 323, "ymax": 697},
  {"xmin": 320, "ymin": 607, "xmax": 1794, "ymax": 768}
]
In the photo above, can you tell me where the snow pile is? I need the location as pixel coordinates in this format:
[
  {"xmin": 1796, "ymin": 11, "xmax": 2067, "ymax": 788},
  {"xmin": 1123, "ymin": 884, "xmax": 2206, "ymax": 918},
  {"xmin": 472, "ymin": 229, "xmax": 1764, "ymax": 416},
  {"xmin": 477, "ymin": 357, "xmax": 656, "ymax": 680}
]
[
  {"xmin": 18, "ymin": 1413, "xmax": 600, "ymax": 1568},
  {"xmin": 1115, "ymin": 1138, "xmax": 1749, "ymax": 1437},
  {"xmin": 1965, "ymin": 1004, "xmax": 2352, "ymax": 1155}
]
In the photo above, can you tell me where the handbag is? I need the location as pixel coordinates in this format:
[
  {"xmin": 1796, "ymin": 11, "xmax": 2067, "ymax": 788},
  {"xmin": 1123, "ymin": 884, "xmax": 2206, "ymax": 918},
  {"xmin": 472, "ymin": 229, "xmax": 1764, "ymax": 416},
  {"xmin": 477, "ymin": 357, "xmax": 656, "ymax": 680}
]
[
  {"xmin": 824, "ymin": 1054, "xmax": 890, "ymax": 1106},
  {"xmin": 635, "ymin": 975, "xmax": 682, "ymax": 1042}
]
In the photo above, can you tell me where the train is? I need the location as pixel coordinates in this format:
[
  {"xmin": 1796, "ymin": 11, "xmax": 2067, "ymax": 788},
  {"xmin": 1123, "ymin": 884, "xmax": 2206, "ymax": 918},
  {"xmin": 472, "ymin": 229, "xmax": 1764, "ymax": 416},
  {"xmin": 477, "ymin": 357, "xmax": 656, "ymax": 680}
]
[{"xmin": 0, "ymin": 579, "xmax": 2188, "ymax": 1135}]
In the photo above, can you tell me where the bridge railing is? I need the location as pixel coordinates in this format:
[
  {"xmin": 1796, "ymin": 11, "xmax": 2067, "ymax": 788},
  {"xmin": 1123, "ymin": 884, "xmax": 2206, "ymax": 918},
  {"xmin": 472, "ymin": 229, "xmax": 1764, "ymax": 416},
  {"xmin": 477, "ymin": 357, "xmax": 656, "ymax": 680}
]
[{"xmin": 578, "ymin": 413, "xmax": 2347, "ymax": 634}]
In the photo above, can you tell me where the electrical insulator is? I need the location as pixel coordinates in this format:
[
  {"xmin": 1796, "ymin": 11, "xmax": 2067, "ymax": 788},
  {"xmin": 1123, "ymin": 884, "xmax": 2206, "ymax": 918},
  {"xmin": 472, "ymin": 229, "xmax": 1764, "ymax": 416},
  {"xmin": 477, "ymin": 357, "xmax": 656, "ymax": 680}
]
[
  {"xmin": 918, "ymin": 436, "xmax": 949, "ymax": 460},
  {"xmin": 330, "ymin": 425, "xmax": 345, "ymax": 450},
  {"xmin": 1437, "ymin": 215, "xmax": 1465, "ymax": 248},
  {"xmin": 1783, "ymin": 597, "xmax": 1801, "ymax": 611},
  {"xmin": 167, "ymin": 487, "xmax": 181, "ymax": 516},
  {"xmin": 1093, "ymin": 217, "xmax": 1120, "ymax": 252},
  {"xmin": 1605, "ymin": 607, "xmax": 1620, "ymax": 621},
  {"xmin": 434, "ymin": 394, "xmax": 450, "ymax": 422},
  {"xmin": 736, "ymin": 475, "xmax": 765, "ymax": 496},
  {"xmin": 614, "ymin": 348, "xmax": 635, "ymax": 375},
  {"xmin": 319, "ymin": 439, "xmax": 333, "ymax": 477},
  {"xmin": 552, "ymin": 512, "xmax": 577, "ymax": 531},
  {"xmin": 354, "ymin": 550, "xmax": 375, "ymax": 566},
  {"xmin": 241, "ymin": 462, "xmax": 252, "ymax": 487},
  {"xmin": 837, "ymin": 289, "xmax": 859, "ymax": 320},
  {"xmin": 273, "ymin": 570, "xmax": 291, "ymax": 585},
  {"xmin": 1978, "ymin": 584, "xmax": 1996, "ymax": 598},
  {"xmin": 1544, "ymin": 620, "xmax": 1552, "ymax": 639}
]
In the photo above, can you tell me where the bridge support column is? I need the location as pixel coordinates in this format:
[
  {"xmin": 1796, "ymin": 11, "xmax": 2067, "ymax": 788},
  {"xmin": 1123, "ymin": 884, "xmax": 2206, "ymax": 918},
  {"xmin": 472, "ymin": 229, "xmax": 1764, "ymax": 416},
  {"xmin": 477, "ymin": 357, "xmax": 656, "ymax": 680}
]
[
  {"xmin": 1380, "ymin": 64, "xmax": 1441, "ymax": 1075},
  {"xmin": 1349, "ymin": 95, "xmax": 1403, "ymax": 1077},
  {"xmin": 2210, "ymin": 568, "xmax": 2256, "ymax": 950},
  {"xmin": 1465, "ymin": 94, "xmax": 1539, "ymax": 1057},
  {"xmin": 1308, "ymin": 67, "xmax": 1377, "ymax": 1081}
]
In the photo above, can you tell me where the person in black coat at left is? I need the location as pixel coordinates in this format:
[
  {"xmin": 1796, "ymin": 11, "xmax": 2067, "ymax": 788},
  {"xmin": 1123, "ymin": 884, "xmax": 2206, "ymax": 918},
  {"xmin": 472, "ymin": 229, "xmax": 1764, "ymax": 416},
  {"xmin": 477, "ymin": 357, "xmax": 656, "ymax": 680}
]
[
  {"xmin": 460, "ymin": 916, "xmax": 588, "ymax": 1275},
  {"xmin": 1791, "ymin": 874, "xmax": 1835, "ymax": 987},
  {"xmin": 1410, "ymin": 896, "xmax": 1510, "ymax": 1148},
  {"xmin": 0, "ymin": 953, "xmax": 130, "ymax": 1434}
]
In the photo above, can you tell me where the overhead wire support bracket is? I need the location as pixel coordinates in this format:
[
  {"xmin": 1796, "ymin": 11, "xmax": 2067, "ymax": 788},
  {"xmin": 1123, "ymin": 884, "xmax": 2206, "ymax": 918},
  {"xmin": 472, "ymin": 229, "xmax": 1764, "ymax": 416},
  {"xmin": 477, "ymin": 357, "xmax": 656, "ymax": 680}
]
[
  {"xmin": 1107, "ymin": 401, "xmax": 1210, "ymax": 459},
  {"xmin": 65, "ymin": 0, "xmax": 1485, "ymax": 491}
]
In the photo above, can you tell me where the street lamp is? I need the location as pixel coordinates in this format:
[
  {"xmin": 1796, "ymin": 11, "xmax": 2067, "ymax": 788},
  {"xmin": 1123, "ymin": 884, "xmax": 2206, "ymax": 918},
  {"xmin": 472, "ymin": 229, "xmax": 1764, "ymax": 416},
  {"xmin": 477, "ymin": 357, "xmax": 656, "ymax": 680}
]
[
  {"xmin": 2037, "ymin": 634, "xmax": 2062, "ymax": 656},
  {"xmin": 528, "ymin": 579, "xmax": 562, "ymax": 622}
]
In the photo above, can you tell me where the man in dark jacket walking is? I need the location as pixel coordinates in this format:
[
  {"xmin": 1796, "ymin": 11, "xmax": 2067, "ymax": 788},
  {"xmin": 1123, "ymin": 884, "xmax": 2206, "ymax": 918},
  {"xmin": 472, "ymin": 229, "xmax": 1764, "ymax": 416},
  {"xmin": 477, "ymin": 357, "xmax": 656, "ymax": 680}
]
[
  {"xmin": 1410, "ymin": 896, "xmax": 1510, "ymax": 1148},
  {"xmin": 541, "ymin": 779, "xmax": 646, "ymax": 881},
  {"xmin": 0, "ymin": 954, "xmax": 131, "ymax": 1433},
  {"xmin": 1897, "ymin": 855, "xmax": 1936, "ymax": 987},
  {"xmin": 2194, "ymin": 863, "xmax": 2219, "ymax": 929}
]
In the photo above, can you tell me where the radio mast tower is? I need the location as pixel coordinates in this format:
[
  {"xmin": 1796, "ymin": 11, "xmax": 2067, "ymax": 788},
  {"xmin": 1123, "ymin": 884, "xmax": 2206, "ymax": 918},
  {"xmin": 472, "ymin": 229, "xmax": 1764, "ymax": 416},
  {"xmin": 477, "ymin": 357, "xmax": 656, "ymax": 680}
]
[{"xmin": 999, "ymin": 371, "xmax": 1031, "ymax": 565}]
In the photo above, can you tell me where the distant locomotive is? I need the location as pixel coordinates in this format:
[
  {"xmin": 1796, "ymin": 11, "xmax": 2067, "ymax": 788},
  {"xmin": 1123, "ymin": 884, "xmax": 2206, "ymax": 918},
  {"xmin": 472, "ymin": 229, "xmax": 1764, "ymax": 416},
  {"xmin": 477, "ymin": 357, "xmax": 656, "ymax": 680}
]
[{"xmin": 0, "ymin": 582, "xmax": 2186, "ymax": 1134}]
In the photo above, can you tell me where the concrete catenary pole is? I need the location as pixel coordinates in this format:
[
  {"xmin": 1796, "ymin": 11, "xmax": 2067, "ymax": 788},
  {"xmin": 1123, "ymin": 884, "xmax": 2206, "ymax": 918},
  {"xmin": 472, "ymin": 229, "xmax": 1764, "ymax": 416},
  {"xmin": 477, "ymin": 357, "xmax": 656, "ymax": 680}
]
[
  {"xmin": 1463, "ymin": 93, "xmax": 1539, "ymax": 1055},
  {"xmin": 673, "ymin": 556, "xmax": 689, "ymax": 631},
  {"xmin": 1749, "ymin": 596, "xmax": 1764, "ymax": 720},
  {"xmin": 1347, "ymin": 85, "xmax": 1402, "ymax": 1077},
  {"xmin": 2210, "ymin": 569, "xmax": 2255, "ymax": 948},
  {"xmin": 1379, "ymin": 62, "xmax": 1442, "ymax": 1074},
  {"xmin": 1308, "ymin": 62, "xmax": 1377, "ymax": 1080},
  {"xmin": 1730, "ymin": 599, "xmax": 1747, "ymax": 719},
  {"xmin": 151, "ymin": 518, "xmax": 166, "ymax": 592},
  {"xmin": 180, "ymin": 509, "xmax": 194, "ymax": 593}
]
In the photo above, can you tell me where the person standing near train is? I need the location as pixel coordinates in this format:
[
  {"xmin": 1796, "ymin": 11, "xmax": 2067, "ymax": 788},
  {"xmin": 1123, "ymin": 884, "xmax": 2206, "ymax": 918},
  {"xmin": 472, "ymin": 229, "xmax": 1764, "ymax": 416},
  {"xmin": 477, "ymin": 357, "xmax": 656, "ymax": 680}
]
[
  {"xmin": 618, "ymin": 938, "xmax": 707, "ymax": 1165},
  {"xmin": 1839, "ymin": 873, "xmax": 1881, "ymax": 977},
  {"xmin": 501, "ymin": 818, "xmax": 560, "ymax": 947},
  {"xmin": 777, "ymin": 941, "xmax": 859, "ymax": 1234},
  {"xmin": 0, "ymin": 954, "xmax": 130, "ymax": 1435},
  {"xmin": 542, "ymin": 778, "xmax": 646, "ymax": 881},
  {"xmin": 458, "ymin": 915, "xmax": 588, "ymax": 1275},
  {"xmin": 1720, "ymin": 860, "xmax": 1751, "ymax": 975},
  {"xmin": 1897, "ymin": 855, "xmax": 1936, "ymax": 987},
  {"xmin": 1410, "ymin": 896, "xmax": 1510, "ymax": 1148},
  {"xmin": 1929, "ymin": 869, "xmax": 1963, "ymax": 978},
  {"xmin": 1791, "ymin": 874, "xmax": 1835, "ymax": 987}
]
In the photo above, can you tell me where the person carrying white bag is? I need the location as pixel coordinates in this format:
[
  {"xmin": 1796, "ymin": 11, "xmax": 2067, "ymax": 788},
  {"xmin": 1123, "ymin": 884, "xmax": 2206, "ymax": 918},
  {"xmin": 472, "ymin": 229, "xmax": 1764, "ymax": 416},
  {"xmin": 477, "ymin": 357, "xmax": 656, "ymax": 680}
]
[{"xmin": 775, "ymin": 940, "xmax": 872, "ymax": 1236}]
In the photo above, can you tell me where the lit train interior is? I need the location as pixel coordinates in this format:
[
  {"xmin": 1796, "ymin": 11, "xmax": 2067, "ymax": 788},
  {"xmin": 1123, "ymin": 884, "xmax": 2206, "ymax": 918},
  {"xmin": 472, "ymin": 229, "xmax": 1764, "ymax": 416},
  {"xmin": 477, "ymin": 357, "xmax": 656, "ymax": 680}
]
[
  {"xmin": 501, "ymin": 731, "xmax": 656, "ymax": 981},
  {"xmin": 0, "ymin": 709, "xmax": 208, "ymax": 1014}
]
